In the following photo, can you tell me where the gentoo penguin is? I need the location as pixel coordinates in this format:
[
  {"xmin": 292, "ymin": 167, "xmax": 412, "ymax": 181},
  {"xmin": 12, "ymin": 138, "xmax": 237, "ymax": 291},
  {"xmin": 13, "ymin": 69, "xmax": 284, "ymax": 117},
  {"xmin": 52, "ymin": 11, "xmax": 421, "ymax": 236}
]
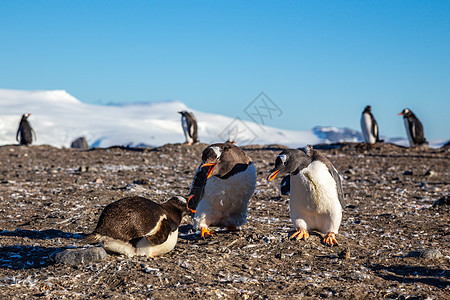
[
  {"xmin": 85, "ymin": 196, "xmax": 191, "ymax": 257},
  {"xmin": 398, "ymin": 108, "xmax": 428, "ymax": 147},
  {"xmin": 267, "ymin": 145, "xmax": 345, "ymax": 246},
  {"xmin": 16, "ymin": 113, "xmax": 36, "ymax": 145},
  {"xmin": 360, "ymin": 105, "xmax": 382, "ymax": 144},
  {"xmin": 178, "ymin": 111, "xmax": 199, "ymax": 145},
  {"xmin": 188, "ymin": 143, "xmax": 256, "ymax": 237}
]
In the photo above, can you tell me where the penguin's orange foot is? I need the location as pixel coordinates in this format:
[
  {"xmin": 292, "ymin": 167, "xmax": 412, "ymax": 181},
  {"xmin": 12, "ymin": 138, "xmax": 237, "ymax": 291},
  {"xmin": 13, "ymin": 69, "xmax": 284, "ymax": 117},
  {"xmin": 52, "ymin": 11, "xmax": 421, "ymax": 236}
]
[
  {"xmin": 323, "ymin": 232, "xmax": 338, "ymax": 246},
  {"xmin": 201, "ymin": 227, "xmax": 214, "ymax": 238},
  {"xmin": 290, "ymin": 228, "xmax": 309, "ymax": 241}
]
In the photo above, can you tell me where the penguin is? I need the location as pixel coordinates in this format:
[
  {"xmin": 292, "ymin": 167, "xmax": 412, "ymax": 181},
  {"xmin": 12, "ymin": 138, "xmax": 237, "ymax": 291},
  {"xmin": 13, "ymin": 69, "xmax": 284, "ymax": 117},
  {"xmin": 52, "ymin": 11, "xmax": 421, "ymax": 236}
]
[
  {"xmin": 188, "ymin": 143, "xmax": 256, "ymax": 237},
  {"xmin": 178, "ymin": 111, "xmax": 199, "ymax": 145},
  {"xmin": 85, "ymin": 196, "xmax": 191, "ymax": 258},
  {"xmin": 360, "ymin": 105, "xmax": 382, "ymax": 144},
  {"xmin": 16, "ymin": 113, "xmax": 36, "ymax": 146},
  {"xmin": 398, "ymin": 108, "xmax": 428, "ymax": 147},
  {"xmin": 267, "ymin": 145, "xmax": 345, "ymax": 246}
]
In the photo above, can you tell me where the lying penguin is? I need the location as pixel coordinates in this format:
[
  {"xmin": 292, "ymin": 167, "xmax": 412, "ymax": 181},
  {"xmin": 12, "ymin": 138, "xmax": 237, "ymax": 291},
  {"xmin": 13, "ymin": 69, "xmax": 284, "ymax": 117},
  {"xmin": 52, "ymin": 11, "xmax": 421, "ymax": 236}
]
[
  {"xmin": 188, "ymin": 142, "xmax": 256, "ymax": 237},
  {"xmin": 85, "ymin": 196, "xmax": 191, "ymax": 257},
  {"xmin": 268, "ymin": 145, "xmax": 345, "ymax": 246}
]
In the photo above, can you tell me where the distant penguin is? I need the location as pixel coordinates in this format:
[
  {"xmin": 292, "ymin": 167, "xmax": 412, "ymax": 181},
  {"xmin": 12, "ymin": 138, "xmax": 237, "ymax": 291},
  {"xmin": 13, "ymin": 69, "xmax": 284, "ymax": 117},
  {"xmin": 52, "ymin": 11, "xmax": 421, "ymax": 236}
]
[
  {"xmin": 188, "ymin": 143, "xmax": 256, "ymax": 237},
  {"xmin": 16, "ymin": 113, "xmax": 36, "ymax": 145},
  {"xmin": 178, "ymin": 111, "xmax": 199, "ymax": 145},
  {"xmin": 267, "ymin": 145, "xmax": 345, "ymax": 246},
  {"xmin": 398, "ymin": 108, "xmax": 428, "ymax": 147},
  {"xmin": 85, "ymin": 196, "xmax": 191, "ymax": 258},
  {"xmin": 360, "ymin": 105, "xmax": 382, "ymax": 144}
]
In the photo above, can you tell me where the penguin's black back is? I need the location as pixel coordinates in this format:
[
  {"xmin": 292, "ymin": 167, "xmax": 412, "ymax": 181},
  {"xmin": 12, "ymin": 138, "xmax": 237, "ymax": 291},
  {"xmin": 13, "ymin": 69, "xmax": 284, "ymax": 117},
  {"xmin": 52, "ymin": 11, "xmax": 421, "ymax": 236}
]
[
  {"xmin": 407, "ymin": 114, "xmax": 427, "ymax": 145},
  {"xmin": 17, "ymin": 116, "xmax": 34, "ymax": 145},
  {"xmin": 93, "ymin": 196, "xmax": 180, "ymax": 243}
]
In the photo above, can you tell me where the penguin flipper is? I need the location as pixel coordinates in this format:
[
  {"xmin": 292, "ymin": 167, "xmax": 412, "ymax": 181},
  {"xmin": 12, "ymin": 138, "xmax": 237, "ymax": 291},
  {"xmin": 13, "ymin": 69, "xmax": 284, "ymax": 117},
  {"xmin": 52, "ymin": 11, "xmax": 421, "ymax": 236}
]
[{"xmin": 135, "ymin": 218, "xmax": 177, "ymax": 246}]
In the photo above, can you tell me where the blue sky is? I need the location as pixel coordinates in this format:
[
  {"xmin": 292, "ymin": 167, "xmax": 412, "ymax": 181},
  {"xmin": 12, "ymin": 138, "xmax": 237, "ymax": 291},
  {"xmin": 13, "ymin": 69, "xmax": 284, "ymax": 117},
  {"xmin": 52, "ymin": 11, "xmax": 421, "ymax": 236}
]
[{"xmin": 1, "ymin": 1, "xmax": 449, "ymax": 140}]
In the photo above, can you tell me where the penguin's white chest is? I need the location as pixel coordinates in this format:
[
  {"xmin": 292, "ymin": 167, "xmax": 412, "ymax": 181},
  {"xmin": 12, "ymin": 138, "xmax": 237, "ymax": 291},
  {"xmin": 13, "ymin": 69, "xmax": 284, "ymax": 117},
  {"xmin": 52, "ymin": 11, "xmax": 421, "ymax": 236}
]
[
  {"xmin": 194, "ymin": 163, "xmax": 256, "ymax": 228},
  {"xmin": 361, "ymin": 113, "xmax": 376, "ymax": 144},
  {"xmin": 290, "ymin": 161, "xmax": 342, "ymax": 234},
  {"xmin": 404, "ymin": 118, "xmax": 414, "ymax": 146},
  {"xmin": 181, "ymin": 116, "xmax": 193, "ymax": 143}
]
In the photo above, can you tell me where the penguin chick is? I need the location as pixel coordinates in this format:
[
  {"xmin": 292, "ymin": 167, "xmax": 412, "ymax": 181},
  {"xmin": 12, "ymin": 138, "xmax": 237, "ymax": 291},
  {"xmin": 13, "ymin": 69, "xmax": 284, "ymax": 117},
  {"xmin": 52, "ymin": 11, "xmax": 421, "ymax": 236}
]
[
  {"xmin": 178, "ymin": 111, "xmax": 199, "ymax": 145},
  {"xmin": 85, "ymin": 196, "xmax": 191, "ymax": 258},
  {"xmin": 188, "ymin": 143, "xmax": 256, "ymax": 238},
  {"xmin": 16, "ymin": 113, "xmax": 36, "ymax": 146},
  {"xmin": 361, "ymin": 105, "xmax": 382, "ymax": 144},
  {"xmin": 398, "ymin": 108, "xmax": 428, "ymax": 147},
  {"xmin": 267, "ymin": 145, "xmax": 345, "ymax": 246}
]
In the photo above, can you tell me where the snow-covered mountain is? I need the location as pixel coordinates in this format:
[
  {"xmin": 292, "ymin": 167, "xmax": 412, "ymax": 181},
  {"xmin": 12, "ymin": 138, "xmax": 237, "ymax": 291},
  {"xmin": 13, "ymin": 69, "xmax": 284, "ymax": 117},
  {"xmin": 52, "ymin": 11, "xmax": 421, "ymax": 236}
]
[
  {"xmin": 1, "ymin": 89, "xmax": 445, "ymax": 148},
  {"xmin": 0, "ymin": 88, "xmax": 322, "ymax": 148}
]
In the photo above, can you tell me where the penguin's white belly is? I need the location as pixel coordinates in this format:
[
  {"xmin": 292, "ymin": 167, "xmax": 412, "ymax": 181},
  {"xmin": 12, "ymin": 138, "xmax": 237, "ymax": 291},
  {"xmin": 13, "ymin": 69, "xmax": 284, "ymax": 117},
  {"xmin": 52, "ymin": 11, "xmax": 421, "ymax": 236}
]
[
  {"xmin": 181, "ymin": 117, "xmax": 193, "ymax": 143},
  {"xmin": 95, "ymin": 229, "xmax": 179, "ymax": 258},
  {"xmin": 361, "ymin": 113, "xmax": 376, "ymax": 144},
  {"xmin": 194, "ymin": 163, "xmax": 256, "ymax": 229},
  {"xmin": 290, "ymin": 161, "xmax": 342, "ymax": 234},
  {"xmin": 136, "ymin": 229, "xmax": 179, "ymax": 257}
]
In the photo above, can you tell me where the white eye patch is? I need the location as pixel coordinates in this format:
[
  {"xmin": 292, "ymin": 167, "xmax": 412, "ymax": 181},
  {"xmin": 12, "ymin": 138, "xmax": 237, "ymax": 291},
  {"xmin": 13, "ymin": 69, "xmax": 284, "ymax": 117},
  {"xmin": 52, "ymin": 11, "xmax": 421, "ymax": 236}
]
[
  {"xmin": 210, "ymin": 146, "xmax": 222, "ymax": 159},
  {"xmin": 278, "ymin": 154, "xmax": 287, "ymax": 164}
]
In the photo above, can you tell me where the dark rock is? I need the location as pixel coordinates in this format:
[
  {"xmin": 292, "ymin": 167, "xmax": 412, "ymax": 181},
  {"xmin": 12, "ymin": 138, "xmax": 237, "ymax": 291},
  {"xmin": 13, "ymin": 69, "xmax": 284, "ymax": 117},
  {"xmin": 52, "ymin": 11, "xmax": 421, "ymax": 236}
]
[
  {"xmin": 71, "ymin": 137, "xmax": 90, "ymax": 150},
  {"xmin": 52, "ymin": 247, "xmax": 107, "ymax": 265}
]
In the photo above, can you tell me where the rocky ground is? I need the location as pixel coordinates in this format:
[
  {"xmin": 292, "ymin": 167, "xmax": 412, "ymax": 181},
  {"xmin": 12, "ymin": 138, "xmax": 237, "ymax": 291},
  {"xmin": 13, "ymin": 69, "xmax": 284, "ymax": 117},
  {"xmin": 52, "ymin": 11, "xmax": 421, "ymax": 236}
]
[{"xmin": 0, "ymin": 142, "xmax": 448, "ymax": 299}]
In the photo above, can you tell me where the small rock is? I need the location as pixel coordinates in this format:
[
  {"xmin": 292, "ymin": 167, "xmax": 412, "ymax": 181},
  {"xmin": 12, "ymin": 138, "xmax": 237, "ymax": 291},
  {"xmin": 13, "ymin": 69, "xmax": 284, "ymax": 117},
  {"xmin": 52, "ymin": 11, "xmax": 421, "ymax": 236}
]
[
  {"xmin": 402, "ymin": 170, "xmax": 413, "ymax": 176},
  {"xmin": 348, "ymin": 271, "xmax": 370, "ymax": 281},
  {"xmin": 433, "ymin": 196, "xmax": 449, "ymax": 207},
  {"xmin": 424, "ymin": 170, "xmax": 437, "ymax": 177},
  {"xmin": 339, "ymin": 248, "xmax": 350, "ymax": 259},
  {"xmin": 420, "ymin": 249, "xmax": 442, "ymax": 260},
  {"xmin": 94, "ymin": 178, "xmax": 103, "ymax": 184},
  {"xmin": 125, "ymin": 184, "xmax": 147, "ymax": 192},
  {"xmin": 52, "ymin": 247, "xmax": 107, "ymax": 265}
]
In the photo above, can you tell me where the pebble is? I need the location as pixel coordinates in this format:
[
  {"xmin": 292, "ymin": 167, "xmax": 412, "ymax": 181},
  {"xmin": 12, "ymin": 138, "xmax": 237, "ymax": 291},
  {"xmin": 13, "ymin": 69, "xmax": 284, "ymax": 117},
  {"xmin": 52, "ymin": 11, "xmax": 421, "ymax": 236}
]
[
  {"xmin": 52, "ymin": 247, "xmax": 107, "ymax": 265},
  {"xmin": 419, "ymin": 249, "xmax": 443, "ymax": 260}
]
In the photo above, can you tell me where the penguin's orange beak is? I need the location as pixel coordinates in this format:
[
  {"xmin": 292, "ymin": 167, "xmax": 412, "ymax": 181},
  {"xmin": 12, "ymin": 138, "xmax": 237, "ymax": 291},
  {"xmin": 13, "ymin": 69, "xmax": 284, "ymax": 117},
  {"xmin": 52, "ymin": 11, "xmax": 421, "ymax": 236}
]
[
  {"xmin": 201, "ymin": 163, "xmax": 216, "ymax": 179},
  {"xmin": 398, "ymin": 112, "xmax": 403, "ymax": 116},
  {"xmin": 267, "ymin": 170, "xmax": 280, "ymax": 181},
  {"xmin": 187, "ymin": 195, "xmax": 196, "ymax": 213}
]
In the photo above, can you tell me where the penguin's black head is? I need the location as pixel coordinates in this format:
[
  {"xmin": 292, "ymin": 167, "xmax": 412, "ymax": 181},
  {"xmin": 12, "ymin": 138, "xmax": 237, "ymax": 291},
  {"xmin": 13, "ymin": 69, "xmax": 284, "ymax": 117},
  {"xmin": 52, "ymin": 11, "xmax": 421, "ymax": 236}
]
[
  {"xmin": 166, "ymin": 196, "xmax": 192, "ymax": 217},
  {"xmin": 363, "ymin": 105, "xmax": 371, "ymax": 113},
  {"xmin": 398, "ymin": 108, "xmax": 413, "ymax": 117},
  {"xmin": 267, "ymin": 148, "xmax": 311, "ymax": 181},
  {"xmin": 200, "ymin": 144, "xmax": 225, "ymax": 178},
  {"xmin": 22, "ymin": 113, "xmax": 32, "ymax": 119},
  {"xmin": 178, "ymin": 111, "xmax": 186, "ymax": 116}
]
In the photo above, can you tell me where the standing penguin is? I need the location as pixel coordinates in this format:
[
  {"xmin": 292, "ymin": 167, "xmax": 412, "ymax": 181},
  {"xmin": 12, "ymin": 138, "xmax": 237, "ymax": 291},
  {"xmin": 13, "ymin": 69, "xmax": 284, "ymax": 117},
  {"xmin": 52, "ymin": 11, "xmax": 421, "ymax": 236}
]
[
  {"xmin": 188, "ymin": 143, "xmax": 256, "ymax": 237},
  {"xmin": 267, "ymin": 145, "xmax": 345, "ymax": 246},
  {"xmin": 85, "ymin": 196, "xmax": 191, "ymax": 257},
  {"xmin": 398, "ymin": 108, "xmax": 428, "ymax": 147},
  {"xmin": 178, "ymin": 111, "xmax": 199, "ymax": 145},
  {"xmin": 16, "ymin": 113, "xmax": 36, "ymax": 145},
  {"xmin": 360, "ymin": 105, "xmax": 382, "ymax": 144}
]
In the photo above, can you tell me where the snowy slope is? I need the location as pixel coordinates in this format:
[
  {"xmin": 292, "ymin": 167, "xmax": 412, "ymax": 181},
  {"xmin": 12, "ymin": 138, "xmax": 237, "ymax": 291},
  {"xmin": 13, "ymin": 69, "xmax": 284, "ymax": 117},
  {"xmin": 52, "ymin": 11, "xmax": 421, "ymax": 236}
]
[
  {"xmin": 0, "ymin": 89, "xmax": 321, "ymax": 148},
  {"xmin": 1, "ymin": 89, "xmax": 446, "ymax": 148}
]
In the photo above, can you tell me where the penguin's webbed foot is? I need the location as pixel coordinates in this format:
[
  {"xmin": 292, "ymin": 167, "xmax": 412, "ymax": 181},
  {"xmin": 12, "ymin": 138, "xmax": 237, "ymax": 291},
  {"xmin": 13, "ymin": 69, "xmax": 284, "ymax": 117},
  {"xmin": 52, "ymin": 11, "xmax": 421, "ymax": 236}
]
[
  {"xmin": 290, "ymin": 228, "xmax": 309, "ymax": 241},
  {"xmin": 201, "ymin": 227, "xmax": 214, "ymax": 238},
  {"xmin": 323, "ymin": 232, "xmax": 338, "ymax": 247}
]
